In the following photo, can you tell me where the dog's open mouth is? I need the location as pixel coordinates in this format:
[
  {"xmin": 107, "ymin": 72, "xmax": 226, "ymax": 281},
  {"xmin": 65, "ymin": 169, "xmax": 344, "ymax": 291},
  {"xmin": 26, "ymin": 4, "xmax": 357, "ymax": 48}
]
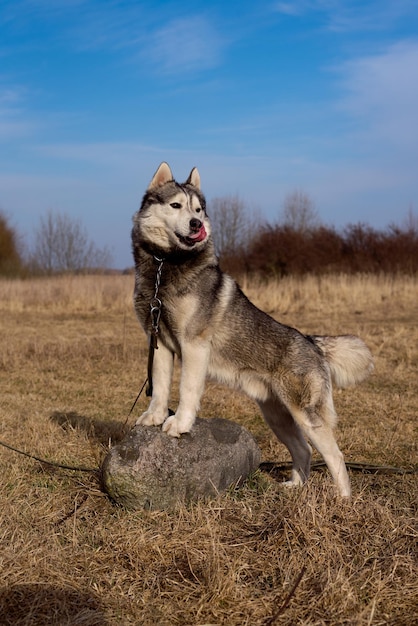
[{"xmin": 176, "ymin": 225, "xmax": 207, "ymax": 247}]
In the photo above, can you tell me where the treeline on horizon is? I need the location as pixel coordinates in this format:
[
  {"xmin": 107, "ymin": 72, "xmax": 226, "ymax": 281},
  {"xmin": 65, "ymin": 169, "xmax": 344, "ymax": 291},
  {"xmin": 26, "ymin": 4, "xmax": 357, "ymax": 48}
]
[
  {"xmin": 1, "ymin": 203, "xmax": 418, "ymax": 277},
  {"xmin": 207, "ymin": 192, "xmax": 418, "ymax": 276},
  {"xmin": 219, "ymin": 221, "xmax": 418, "ymax": 277}
]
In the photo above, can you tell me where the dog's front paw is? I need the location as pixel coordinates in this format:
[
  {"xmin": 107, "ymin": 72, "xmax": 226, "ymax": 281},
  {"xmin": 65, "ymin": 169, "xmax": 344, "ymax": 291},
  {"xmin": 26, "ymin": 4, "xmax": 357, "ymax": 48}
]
[
  {"xmin": 135, "ymin": 409, "xmax": 167, "ymax": 427},
  {"xmin": 282, "ymin": 479, "xmax": 303, "ymax": 489},
  {"xmin": 282, "ymin": 470, "xmax": 306, "ymax": 489},
  {"xmin": 162, "ymin": 414, "xmax": 195, "ymax": 438}
]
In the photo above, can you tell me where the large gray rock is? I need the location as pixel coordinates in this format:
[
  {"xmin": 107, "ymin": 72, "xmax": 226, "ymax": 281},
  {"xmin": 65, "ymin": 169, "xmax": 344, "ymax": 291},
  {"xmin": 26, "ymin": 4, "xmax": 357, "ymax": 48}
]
[{"xmin": 102, "ymin": 417, "xmax": 261, "ymax": 510}]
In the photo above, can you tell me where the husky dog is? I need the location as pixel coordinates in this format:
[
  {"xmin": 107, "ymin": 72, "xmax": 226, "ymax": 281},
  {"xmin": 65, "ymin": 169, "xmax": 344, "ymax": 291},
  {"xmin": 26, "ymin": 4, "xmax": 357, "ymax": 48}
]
[{"xmin": 132, "ymin": 163, "xmax": 373, "ymax": 497}]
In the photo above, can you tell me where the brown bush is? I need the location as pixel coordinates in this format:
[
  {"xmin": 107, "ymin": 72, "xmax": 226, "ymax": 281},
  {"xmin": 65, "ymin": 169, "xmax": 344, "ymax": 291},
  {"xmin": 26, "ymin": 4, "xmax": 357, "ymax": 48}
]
[
  {"xmin": 220, "ymin": 222, "xmax": 418, "ymax": 277},
  {"xmin": 0, "ymin": 211, "xmax": 22, "ymax": 276}
]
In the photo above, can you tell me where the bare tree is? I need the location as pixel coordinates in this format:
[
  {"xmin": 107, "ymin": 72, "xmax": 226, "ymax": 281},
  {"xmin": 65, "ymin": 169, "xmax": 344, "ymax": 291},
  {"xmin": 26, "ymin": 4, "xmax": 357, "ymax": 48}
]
[
  {"xmin": 209, "ymin": 195, "xmax": 259, "ymax": 258},
  {"xmin": 281, "ymin": 190, "xmax": 320, "ymax": 233},
  {"xmin": 32, "ymin": 210, "xmax": 113, "ymax": 273},
  {"xmin": 402, "ymin": 204, "xmax": 418, "ymax": 234}
]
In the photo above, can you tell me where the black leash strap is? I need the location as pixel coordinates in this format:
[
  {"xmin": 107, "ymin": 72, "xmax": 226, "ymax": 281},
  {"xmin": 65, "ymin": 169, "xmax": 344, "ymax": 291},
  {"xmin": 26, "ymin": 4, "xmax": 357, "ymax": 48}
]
[
  {"xmin": 1, "ymin": 436, "xmax": 415, "ymax": 477},
  {"xmin": 125, "ymin": 255, "xmax": 165, "ymax": 419},
  {"xmin": 125, "ymin": 377, "xmax": 148, "ymax": 423},
  {"xmin": 146, "ymin": 333, "xmax": 158, "ymax": 397},
  {"xmin": 0, "ymin": 439, "xmax": 97, "ymax": 473},
  {"xmin": 259, "ymin": 460, "xmax": 417, "ymax": 475}
]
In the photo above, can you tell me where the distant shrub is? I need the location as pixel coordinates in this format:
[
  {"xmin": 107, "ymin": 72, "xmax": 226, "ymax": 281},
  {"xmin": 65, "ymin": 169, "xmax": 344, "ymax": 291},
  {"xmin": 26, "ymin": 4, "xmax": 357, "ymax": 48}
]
[{"xmin": 0, "ymin": 211, "xmax": 23, "ymax": 276}]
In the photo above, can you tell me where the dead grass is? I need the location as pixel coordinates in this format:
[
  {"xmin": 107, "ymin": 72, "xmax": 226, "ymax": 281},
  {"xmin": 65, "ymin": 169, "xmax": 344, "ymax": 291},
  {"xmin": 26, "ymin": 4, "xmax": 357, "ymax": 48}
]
[{"xmin": 0, "ymin": 273, "xmax": 417, "ymax": 625}]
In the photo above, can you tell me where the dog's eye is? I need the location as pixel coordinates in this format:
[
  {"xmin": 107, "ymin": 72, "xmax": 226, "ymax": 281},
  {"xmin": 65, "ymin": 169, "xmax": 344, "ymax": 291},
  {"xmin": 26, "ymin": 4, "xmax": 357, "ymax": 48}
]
[{"xmin": 170, "ymin": 202, "xmax": 182, "ymax": 209}]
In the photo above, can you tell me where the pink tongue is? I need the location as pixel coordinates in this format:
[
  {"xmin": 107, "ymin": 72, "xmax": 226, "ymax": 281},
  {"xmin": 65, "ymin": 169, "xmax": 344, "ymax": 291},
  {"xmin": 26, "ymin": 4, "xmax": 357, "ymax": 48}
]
[{"xmin": 189, "ymin": 224, "xmax": 207, "ymax": 242}]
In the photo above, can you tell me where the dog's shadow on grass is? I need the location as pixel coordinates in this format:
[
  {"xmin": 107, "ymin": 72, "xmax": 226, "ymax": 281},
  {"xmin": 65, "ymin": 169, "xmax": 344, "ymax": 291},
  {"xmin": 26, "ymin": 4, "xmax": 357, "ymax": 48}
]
[
  {"xmin": 50, "ymin": 410, "xmax": 128, "ymax": 446},
  {"xmin": 0, "ymin": 584, "xmax": 111, "ymax": 625}
]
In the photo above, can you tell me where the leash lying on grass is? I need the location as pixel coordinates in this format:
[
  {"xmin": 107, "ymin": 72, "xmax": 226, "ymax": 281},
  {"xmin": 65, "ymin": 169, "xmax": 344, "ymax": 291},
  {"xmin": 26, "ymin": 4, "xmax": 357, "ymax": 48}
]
[
  {"xmin": 0, "ymin": 439, "xmax": 99, "ymax": 473},
  {"xmin": 259, "ymin": 460, "xmax": 417, "ymax": 475},
  {"xmin": 0, "ymin": 438, "xmax": 416, "ymax": 476}
]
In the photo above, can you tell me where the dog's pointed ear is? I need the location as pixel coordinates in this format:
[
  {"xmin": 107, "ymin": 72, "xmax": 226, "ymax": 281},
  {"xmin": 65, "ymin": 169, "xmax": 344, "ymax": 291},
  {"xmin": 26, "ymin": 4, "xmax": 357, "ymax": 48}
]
[
  {"xmin": 148, "ymin": 162, "xmax": 173, "ymax": 190},
  {"xmin": 185, "ymin": 167, "xmax": 200, "ymax": 190}
]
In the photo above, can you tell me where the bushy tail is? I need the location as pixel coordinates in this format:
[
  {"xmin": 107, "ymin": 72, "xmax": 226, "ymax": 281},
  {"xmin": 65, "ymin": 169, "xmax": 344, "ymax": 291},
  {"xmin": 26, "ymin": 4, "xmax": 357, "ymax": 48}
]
[{"xmin": 310, "ymin": 335, "xmax": 374, "ymax": 388}]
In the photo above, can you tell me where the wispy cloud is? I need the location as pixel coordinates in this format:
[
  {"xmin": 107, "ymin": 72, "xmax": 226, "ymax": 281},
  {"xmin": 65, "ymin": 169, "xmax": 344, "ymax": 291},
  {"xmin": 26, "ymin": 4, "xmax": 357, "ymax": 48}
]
[
  {"xmin": 140, "ymin": 15, "xmax": 224, "ymax": 75},
  {"xmin": 325, "ymin": 0, "xmax": 418, "ymax": 33},
  {"xmin": 274, "ymin": 1, "xmax": 305, "ymax": 17},
  {"xmin": 1, "ymin": 0, "xmax": 147, "ymax": 54},
  {"xmin": 336, "ymin": 40, "xmax": 418, "ymax": 150},
  {"xmin": 2, "ymin": 2, "xmax": 225, "ymax": 76},
  {"xmin": 273, "ymin": 0, "xmax": 418, "ymax": 32},
  {"xmin": 66, "ymin": 1, "xmax": 147, "ymax": 52},
  {"xmin": 0, "ymin": 85, "xmax": 36, "ymax": 139}
]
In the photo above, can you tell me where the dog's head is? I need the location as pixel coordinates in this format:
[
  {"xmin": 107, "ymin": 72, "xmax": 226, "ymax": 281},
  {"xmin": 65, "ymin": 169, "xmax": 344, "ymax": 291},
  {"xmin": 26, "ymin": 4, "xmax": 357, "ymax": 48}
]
[{"xmin": 133, "ymin": 162, "xmax": 212, "ymax": 256}]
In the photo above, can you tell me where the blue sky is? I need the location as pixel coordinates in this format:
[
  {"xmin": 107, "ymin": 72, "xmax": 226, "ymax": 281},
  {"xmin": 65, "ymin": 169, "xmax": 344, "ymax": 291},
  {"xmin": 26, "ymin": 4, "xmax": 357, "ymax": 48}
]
[{"xmin": 1, "ymin": 0, "xmax": 418, "ymax": 268}]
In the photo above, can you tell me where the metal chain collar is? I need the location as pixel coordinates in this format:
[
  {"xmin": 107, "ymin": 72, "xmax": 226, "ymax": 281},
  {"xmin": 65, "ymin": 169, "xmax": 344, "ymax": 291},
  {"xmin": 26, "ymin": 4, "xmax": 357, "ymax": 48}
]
[
  {"xmin": 149, "ymin": 256, "xmax": 164, "ymax": 345},
  {"xmin": 146, "ymin": 256, "xmax": 164, "ymax": 396}
]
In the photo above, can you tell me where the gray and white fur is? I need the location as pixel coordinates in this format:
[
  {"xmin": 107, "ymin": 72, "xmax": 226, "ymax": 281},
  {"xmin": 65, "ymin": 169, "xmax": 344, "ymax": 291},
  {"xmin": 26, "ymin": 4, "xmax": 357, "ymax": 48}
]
[{"xmin": 132, "ymin": 163, "xmax": 374, "ymax": 497}]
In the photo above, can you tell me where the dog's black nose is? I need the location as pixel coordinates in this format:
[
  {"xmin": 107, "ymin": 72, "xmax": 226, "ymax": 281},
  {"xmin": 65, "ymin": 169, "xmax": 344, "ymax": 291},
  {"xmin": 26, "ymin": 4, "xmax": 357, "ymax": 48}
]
[{"xmin": 190, "ymin": 218, "xmax": 202, "ymax": 231}]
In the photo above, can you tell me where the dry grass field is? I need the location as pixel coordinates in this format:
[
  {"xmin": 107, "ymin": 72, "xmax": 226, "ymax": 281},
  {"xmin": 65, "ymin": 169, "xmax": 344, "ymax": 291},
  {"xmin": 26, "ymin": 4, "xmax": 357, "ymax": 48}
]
[{"xmin": 0, "ymin": 273, "xmax": 417, "ymax": 625}]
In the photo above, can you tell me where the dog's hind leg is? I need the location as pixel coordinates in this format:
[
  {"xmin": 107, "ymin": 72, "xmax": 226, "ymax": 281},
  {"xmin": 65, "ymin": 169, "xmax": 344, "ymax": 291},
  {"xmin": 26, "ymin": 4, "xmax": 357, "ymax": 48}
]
[
  {"xmin": 290, "ymin": 397, "xmax": 351, "ymax": 497},
  {"xmin": 258, "ymin": 398, "xmax": 312, "ymax": 488},
  {"xmin": 300, "ymin": 419, "xmax": 351, "ymax": 497}
]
